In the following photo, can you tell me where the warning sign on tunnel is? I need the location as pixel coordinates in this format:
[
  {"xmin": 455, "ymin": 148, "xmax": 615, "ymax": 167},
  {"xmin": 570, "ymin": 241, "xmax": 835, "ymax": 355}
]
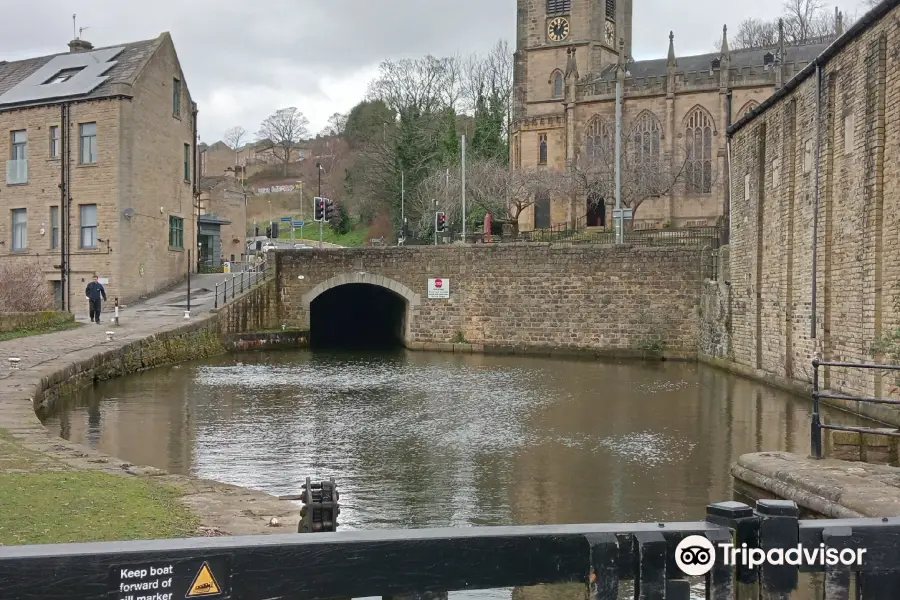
[{"xmin": 111, "ymin": 556, "xmax": 230, "ymax": 600}]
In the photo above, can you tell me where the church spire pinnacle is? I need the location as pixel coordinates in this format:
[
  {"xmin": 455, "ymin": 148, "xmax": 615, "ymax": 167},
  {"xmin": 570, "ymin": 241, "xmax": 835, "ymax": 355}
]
[
  {"xmin": 720, "ymin": 24, "xmax": 730, "ymax": 59},
  {"xmin": 565, "ymin": 46, "xmax": 578, "ymax": 80},
  {"xmin": 776, "ymin": 18, "xmax": 785, "ymax": 61},
  {"xmin": 667, "ymin": 31, "xmax": 676, "ymax": 67}
]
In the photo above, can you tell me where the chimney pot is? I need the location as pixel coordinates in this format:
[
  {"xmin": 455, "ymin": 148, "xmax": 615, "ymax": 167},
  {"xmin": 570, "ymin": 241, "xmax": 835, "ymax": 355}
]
[{"xmin": 68, "ymin": 39, "xmax": 94, "ymax": 53}]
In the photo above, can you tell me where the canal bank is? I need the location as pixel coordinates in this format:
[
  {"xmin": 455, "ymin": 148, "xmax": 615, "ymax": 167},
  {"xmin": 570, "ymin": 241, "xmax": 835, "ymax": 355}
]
[{"xmin": 0, "ymin": 281, "xmax": 302, "ymax": 544}]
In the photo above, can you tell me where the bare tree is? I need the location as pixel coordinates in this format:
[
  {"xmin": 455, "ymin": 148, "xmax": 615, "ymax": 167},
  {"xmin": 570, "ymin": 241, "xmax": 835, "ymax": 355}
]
[
  {"xmin": 256, "ymin": 107, "xmax": 310, "ymax": 176},
  {"xmin": 566, "ymin": 115, "xmax": 705, "ymax": 230},
  {"xmin": 461, "ymin": 40, "xmax": 514, "ymax": 139},
  {"xmin": 320, "ymin": 112, "xmax": 348, "ymax": 137},
  {"xmin": 0, "ymin": 263, "xmax": 53, "ymax": 311},
  {"xmin": 367, "ymin": 55, "xmax": 462, "ymax": 116},
  {"xmin": 414, "ymin": 160, "xmax": 563, "ymax": 236},
  {"xmin": 715, "ymin": 1, "xmax": 854, "ymax": 51},
  {"xmin": 223, "ymin": 126, "xmax": 247, "ymax": 152}
]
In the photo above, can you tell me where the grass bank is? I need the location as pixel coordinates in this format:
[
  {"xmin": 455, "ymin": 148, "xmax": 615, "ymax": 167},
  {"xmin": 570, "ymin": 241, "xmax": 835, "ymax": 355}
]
[
  {"xmin": 0, "ymin": 429, "xmax": 197, "ymax": 545},
  {"xmin": 275, "ymin": 213, "xmax": 370, "ymax": 247},
  {"xmin": 0, "ymin": 320, "xmax": 82, "ymax": 342}
]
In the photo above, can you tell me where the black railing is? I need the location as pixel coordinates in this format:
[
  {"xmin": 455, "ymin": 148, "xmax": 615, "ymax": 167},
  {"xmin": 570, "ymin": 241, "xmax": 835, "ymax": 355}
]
[
  {"xmin": 213, "ymin": 259, "xmax": 269, "ymax": 310},
  {"xmin": 811, "ymin": 358, "xmax": 900, "ymax": 458},
  {"xmin": 1, "ymin": 498, "xmax": 897, "ymax": 599}
]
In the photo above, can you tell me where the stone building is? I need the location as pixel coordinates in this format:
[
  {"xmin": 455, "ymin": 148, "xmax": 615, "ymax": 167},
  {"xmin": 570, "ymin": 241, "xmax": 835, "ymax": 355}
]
[
  {"xmin": 726, "ymin": 0, "xmax": 900, "ymax": 419},
  {"xmin": 198, "ymin": 173, "xmax": 248, "ymax": 266},
  {"xmin": 510, "ymin": 0, "xmax": 841, "ymax": 231},
  {"xmin": 0, "ymin": 32, "xmax": 197, "ymax": 309}
]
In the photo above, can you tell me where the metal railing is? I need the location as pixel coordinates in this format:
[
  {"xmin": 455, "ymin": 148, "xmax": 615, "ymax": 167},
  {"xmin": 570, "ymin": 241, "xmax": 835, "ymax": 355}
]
[
  {"xmin": 0, "ymin": 498, "xmax": 896, "ymax": 599},
  {"xmin": 213, "ymin": 258, "xmax": 269, "ymax": 309},
  {"xmin": 811, "ymin": 358, "xmax": 900, "ymax": 458}
]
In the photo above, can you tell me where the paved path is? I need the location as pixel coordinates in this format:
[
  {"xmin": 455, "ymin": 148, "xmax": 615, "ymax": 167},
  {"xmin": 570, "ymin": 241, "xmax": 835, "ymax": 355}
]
[{"xmin": 0, "ymin": 273, "xmax": 301, "ymax": 537}]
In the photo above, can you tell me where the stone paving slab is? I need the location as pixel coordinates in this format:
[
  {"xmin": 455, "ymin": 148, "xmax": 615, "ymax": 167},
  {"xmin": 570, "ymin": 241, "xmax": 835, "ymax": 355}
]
[
  {"xmin": 0, "ymin": 277, "xmax": 301, "ymax": 538},
  {"xmin": 733, "ymin": 452, "xmax": 900, "ymax": 518}
]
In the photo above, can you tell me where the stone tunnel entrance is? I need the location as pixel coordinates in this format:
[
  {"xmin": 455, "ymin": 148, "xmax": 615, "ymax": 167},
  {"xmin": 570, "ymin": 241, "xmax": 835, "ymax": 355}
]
[{"xmin": 309, "ymin": 283, "xmax": 408, "ymax": 350}]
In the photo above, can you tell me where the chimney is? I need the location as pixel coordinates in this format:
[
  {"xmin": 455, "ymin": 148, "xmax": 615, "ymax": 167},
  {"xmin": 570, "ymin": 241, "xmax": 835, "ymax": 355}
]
[{"xmin": 68, "ymin": 38, "xmax": 94, "ymax": 53}]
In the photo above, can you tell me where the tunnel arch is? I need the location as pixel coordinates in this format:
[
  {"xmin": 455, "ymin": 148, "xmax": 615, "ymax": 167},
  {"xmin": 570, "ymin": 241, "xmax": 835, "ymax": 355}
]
[{"xmin": 303, "ymin": 273, "xmax": 420, "ymax": 349}]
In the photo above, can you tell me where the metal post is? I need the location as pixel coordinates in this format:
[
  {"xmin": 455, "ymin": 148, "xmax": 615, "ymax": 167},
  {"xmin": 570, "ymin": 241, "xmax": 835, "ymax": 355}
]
[
  {"xmin": 401, "ymin": 170, "xmax": 405, "ymax": 232},
  {"xmin": 811, "ymin": 63, "xmax": 822, "ymax": 339},
  {"xmin": 614, "ymin": 79, "xmax": 623, "ymax": 245},
  {"xmin": 318, "ymin": 163, "xmax": 323, "ymax": 249},
  {"xmin": 241, "ymin": 270, "xmax": 244, "ymax": 293},
  {"xmin": 214, "ymin": 283, "xmax": 219, "ymax": 309},
  {"xmin": 300, "ymin": 182, "xmax": 304, "ymax": 241},
  {"xmin": 461, "ymin": 134, "xmax": 466, "ymax": 243},
  {"xmin": 811, "ymin": 358, "xmax": 823, "ymax": 459},
  {"xmin": 223, "ymin": 278, "xmax": 227, "ymax": 305},
  {"xmin": 232, "ymin": 274, "xmax": 236, "ymax": 300},
  {"xmin": 184, "ymin": 249, "xmax": 191, "ymax": 319},
  {"xmin": 114, "ymin": 297, "xmax": 119, "ymax": 326}
]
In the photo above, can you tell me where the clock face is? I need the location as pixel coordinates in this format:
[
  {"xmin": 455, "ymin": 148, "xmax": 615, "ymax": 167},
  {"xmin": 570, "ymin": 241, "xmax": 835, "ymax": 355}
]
[
  {"xmin": 547, "ymin": 17, "xmax": 570, "ymax": 42},
  {"xmin": 605, "ymin": 21, "xmax": 616, "ymax": 46}
]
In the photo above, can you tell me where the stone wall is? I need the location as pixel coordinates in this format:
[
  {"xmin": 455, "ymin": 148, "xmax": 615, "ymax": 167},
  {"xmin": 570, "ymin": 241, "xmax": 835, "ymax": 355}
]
[
  {"xmin": 726, "ymin": 0, "xmax": 900, "ymax": 423},
  {"xmin": 0, "ymin": 311, "xmax": 73, "ymax": 333},
  {"xmin": 275, "ymin": 245, "xmax": 705, "ymax": 357},
  {"xmin": 215, "ymin": 279, "xmax": 278, "ymax": 334}
]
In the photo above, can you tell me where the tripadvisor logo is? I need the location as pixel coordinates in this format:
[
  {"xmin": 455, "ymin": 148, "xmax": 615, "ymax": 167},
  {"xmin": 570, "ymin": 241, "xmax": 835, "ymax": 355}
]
[{"xmin": 674, "ymin": 535, "xmax": 867, "ymax": 576}]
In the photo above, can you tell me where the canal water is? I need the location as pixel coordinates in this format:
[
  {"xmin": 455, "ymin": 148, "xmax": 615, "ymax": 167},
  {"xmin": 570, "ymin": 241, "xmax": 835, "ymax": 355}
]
[{"xmin": 43, "ymin": 350, "xmax": 868, "ymax": 599}]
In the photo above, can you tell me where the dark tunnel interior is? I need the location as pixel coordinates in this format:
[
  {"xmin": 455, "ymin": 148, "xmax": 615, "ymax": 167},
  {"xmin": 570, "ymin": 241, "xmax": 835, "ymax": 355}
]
[{"xmin": 310, "ymin": 284, "xmax": 407, "ymax": 350}]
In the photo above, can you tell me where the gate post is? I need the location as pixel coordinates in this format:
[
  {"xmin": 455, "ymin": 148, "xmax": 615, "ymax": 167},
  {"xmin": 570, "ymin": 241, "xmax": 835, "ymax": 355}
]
[
  {"xmin": 706, "ymin": 501, "xmax": 759, "ymax": 600},
  {"xmin": 756, "ymin": 500, "xmax": 799, "ymax": 600}
]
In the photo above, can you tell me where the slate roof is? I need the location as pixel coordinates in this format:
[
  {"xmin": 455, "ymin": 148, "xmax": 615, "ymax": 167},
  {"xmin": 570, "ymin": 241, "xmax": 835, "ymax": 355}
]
[
  {"xmin": 0, "ymin": 34, "xmax": 165, "ymax": 110},
  {"xmin": 587, "ymin": 41, "xmax": 832, "ymax": 82}
]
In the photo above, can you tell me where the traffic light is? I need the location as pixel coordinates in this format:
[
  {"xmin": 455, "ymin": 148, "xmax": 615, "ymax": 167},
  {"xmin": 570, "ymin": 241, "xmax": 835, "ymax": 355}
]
[
  {"xmin": 324, "ymin": 198, "xmax": 336, "ymax": 221},
  {"xmin": 272, "ymin": 222, "xmax": 279, "ymax": 239},
  {"xmin": 314, "ymin": 197, "xmax": 325, "ymax": 222},
  {"xmin": 435, "ymin": 211, "xmax": 446, "ymax": 233},
  {"xmin": 266, "ymin": 225, "xmax": 272, "ymax": 238}
]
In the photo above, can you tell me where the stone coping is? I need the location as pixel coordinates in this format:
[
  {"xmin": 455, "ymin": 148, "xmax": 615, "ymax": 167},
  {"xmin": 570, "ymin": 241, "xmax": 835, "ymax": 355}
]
[
  {"xmin": 732, "ymin": 452, "xmax": 900, "ymax": 518},
  {"xmin": 0, "ymin": 311, "xmax": 301, "ymax": 539}
]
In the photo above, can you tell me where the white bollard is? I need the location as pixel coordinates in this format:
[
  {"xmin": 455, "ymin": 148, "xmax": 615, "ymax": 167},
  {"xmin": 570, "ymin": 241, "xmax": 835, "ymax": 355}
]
[
  {"xmin": 106, "ymin": 331, "xmax": 114, "ymax": 342},
  {"xmin": 183, "ymin": 310, "xmax": 191, "ymax": 320},
  {"xmin": 114, "ymin": 304, "xmax": 120, "ymax": 326},
  {"xmin": 8, "ymin": 358, "xmax": 20, "ymax": 370}
]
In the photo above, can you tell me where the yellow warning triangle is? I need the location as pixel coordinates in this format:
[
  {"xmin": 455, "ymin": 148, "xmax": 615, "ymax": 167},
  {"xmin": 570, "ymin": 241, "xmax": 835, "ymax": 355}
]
[{"xmin": 186, "ymin": 562, "xmax": 221, "ymax": 597}]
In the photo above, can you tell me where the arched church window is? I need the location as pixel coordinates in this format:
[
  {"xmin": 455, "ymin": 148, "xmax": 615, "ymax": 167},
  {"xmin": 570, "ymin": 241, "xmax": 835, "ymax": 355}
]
[
  {"xmin": 538, "ymin": 133, "xmax": 548, "ymax": 165},
  {"xmin": 584, "ymin": 117, "xmax": 613, "ymax": 165},
  {"xmin": 738, "ymin": 100, "xmax": 760, "ymax": 119},
  {"xmin": 684, "ymin": 107, "xmax": 713, "ymax": 194},
  {"xmin": 547, "ymin": 0, "xmax": 571, "ymax": 15},
  {"xmin": 552, "ymin": 71, "xmax": 564, "ymax": 99},
  {"xmin": 628, "ymin": 112, "xmax": 662, "ymax": 190},
  {"xmin": 606, "ymin": 0, "xmax": 615, "ymax": 19}
]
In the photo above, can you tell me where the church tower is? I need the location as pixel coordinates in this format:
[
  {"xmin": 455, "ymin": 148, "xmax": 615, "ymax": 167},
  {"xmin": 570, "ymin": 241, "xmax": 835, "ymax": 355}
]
[{"xmin": 513, "ymin": 0, "xmax": 633, "ymax": 119}]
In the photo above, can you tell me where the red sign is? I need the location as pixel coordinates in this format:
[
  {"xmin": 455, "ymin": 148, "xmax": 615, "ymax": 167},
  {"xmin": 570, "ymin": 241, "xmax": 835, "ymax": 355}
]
[{"xmin": 434, "ymin": 278, "xmax": 443, "ymax": 288}]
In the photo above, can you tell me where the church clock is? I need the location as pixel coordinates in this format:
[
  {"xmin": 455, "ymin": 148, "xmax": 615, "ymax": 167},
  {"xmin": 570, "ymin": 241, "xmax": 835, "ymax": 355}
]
[
  {"xmin": 547, "ymin": 17, "xmax": 570, "ymax": 42},
  {"xmin": 604, "ymin": 21, "xmax": 616, "ymax": 46}
]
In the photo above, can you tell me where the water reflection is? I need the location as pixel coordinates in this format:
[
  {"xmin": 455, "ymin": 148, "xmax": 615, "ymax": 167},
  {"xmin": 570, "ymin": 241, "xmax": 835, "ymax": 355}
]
[{"xmin": 43, "ymin": 351, "xmax": 870, "ymax": 599}]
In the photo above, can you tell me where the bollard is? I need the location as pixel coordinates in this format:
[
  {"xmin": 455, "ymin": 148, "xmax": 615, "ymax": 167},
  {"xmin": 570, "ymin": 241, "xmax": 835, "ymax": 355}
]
[
  {"xmin": 105, "ymin": 331, "xmax": 114, "ymax": 342},
  {"xmin": 113, "ymin": 298, "xmax": 120, "ymax": 326},
  {"xmin": 214, "ymin": 283, "xmax": 219, "ymax": 309},
  {"xmin": 8, "ymin": 358, "xmax": 20, "ymax": 370},
  {"xmin": 298, "ymin": 477, "xmax": 340, "ymax": 533}
]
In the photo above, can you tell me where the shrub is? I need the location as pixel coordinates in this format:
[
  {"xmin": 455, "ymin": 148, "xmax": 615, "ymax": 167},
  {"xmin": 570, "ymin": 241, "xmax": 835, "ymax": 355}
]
[{"xmin": 0, "ymin": 263, "xmax": 53, "ymax": 312}]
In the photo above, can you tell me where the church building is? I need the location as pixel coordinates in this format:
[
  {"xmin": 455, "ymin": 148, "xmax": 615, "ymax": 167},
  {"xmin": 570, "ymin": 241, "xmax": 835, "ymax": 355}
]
[{"xmin": 510, "ymin": 0, "xmax": 840, "ymax": 231}]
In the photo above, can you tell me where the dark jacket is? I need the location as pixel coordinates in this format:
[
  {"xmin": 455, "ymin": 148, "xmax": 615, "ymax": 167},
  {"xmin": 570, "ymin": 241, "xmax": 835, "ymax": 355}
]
[{"xmin": 85, "ymin": 281, "xmax": 107, "ymax": 301}]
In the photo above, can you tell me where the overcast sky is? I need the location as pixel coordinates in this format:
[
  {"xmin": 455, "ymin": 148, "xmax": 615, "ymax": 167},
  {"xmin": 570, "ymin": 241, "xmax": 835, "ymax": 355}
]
[{"xmin": 1, "ymin": 0, "xmax": 866, "ymax": 144}]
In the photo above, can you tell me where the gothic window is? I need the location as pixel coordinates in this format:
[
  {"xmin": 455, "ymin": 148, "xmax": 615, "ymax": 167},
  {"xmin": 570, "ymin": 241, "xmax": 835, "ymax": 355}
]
[
  {"xmin": 534, "ymin": 189, "xmax": 551, "ymax": 229},
  {"xmin": 538, "ymin": 133, "xmax": 548, "ymax": 165},
  {"xmin": 684, "ymin": 107, "xmax": 713, "ymax": 194},
  {"xmin": 606, "ymin": 0, "xmax": 615, "ymax": 20},
  {"xmin": 738, "ymin": 100, "xmax": 760, "ymax": 119},
  {"xmin": 552, "ymin": 71, "xmax": 564, "ymax": 99},
  {"xmin": 546, "ymin": 0, "xmax": 571, "ymax": 15},
  {"xmin": 584, "ymin": 117, "xmax": 613, "ymax": 165},
  {"xmin": 628, "ymin": 112, "xmax": 662, "ymax": 190}
]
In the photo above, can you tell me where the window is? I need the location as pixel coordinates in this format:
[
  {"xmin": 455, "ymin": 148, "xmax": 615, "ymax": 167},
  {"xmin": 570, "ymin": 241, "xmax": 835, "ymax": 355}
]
[
  {"xmin": 11, "ymin": 208, "xmax": 27, "ymax": 250},
  {"xmin": 684, "ymin": 107, "xmax": 713, "ymax": 193},
  {"xmin": 552, "ymin": 71, "xmax": 564, "ymax": 99},
  {"xmin": 79, "ymin": 204, "xmax": 97, "ymax": 248},
  {"xmin": 546, "ymin": 0, "xmax": 571, "ymax": 14},
  {"xmin": 173, "ymin": 78, "xmax": 182, "ymax": 117},
  {"xmin": 534, "ymin": 190, "xmax": 551, "ymax": 229},
  {"xmin": 50, "ymin": 206, "xmax": 59, "ymax": 249},
  {"xmin": 538, "ymin": 133, "xmax": 548, "ymax": 165},
  {"xmin": 49, "ymin": 126, "xmax": 59, "ymax": 159},
  {"xmin": 11, "ymin": 130, "xmax": 26, "ymax": 160},
  {"xmin": 44, "ymin": 67, "xmax": 84, "ymax": 84},
  {"xmin": 585, "ymin": 117, "xmax": 613, "ymax": 164},
  {"xmin": 79, "ymin": 122, "xmax": 97, "ymax": 164},
  {"xmin": 169, "ymin": 216, "xmax": 184, "ymax": 249},
  {"xmin": 606, "ymin": 0, "xmax": 615, "ymax": 19},
  {"xmin": 184, "ymin": 143, "xmax": 191, "ymax": 181},
  {"xmin": 627, "ymin": 112, "xmax": 662, "ymax": 190}
]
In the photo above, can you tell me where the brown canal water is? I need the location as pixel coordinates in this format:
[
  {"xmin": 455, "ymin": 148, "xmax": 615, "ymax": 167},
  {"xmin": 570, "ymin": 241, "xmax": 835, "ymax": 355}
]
[{"xmin": 42, "ymin": 350, "xmax": 872, "ymax": 599}]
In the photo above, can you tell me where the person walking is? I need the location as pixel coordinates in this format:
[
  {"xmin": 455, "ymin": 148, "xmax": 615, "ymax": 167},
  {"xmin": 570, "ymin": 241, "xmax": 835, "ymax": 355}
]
[{"xmin": 85, "ymin": 275, "xmax": 107, "ymax": 324}]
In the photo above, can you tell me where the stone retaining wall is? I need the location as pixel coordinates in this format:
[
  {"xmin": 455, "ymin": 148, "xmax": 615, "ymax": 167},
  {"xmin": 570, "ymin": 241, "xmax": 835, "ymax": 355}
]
[{"xmin": 0, "ymin": 311, "xmax": 74, "ymax": 333}]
